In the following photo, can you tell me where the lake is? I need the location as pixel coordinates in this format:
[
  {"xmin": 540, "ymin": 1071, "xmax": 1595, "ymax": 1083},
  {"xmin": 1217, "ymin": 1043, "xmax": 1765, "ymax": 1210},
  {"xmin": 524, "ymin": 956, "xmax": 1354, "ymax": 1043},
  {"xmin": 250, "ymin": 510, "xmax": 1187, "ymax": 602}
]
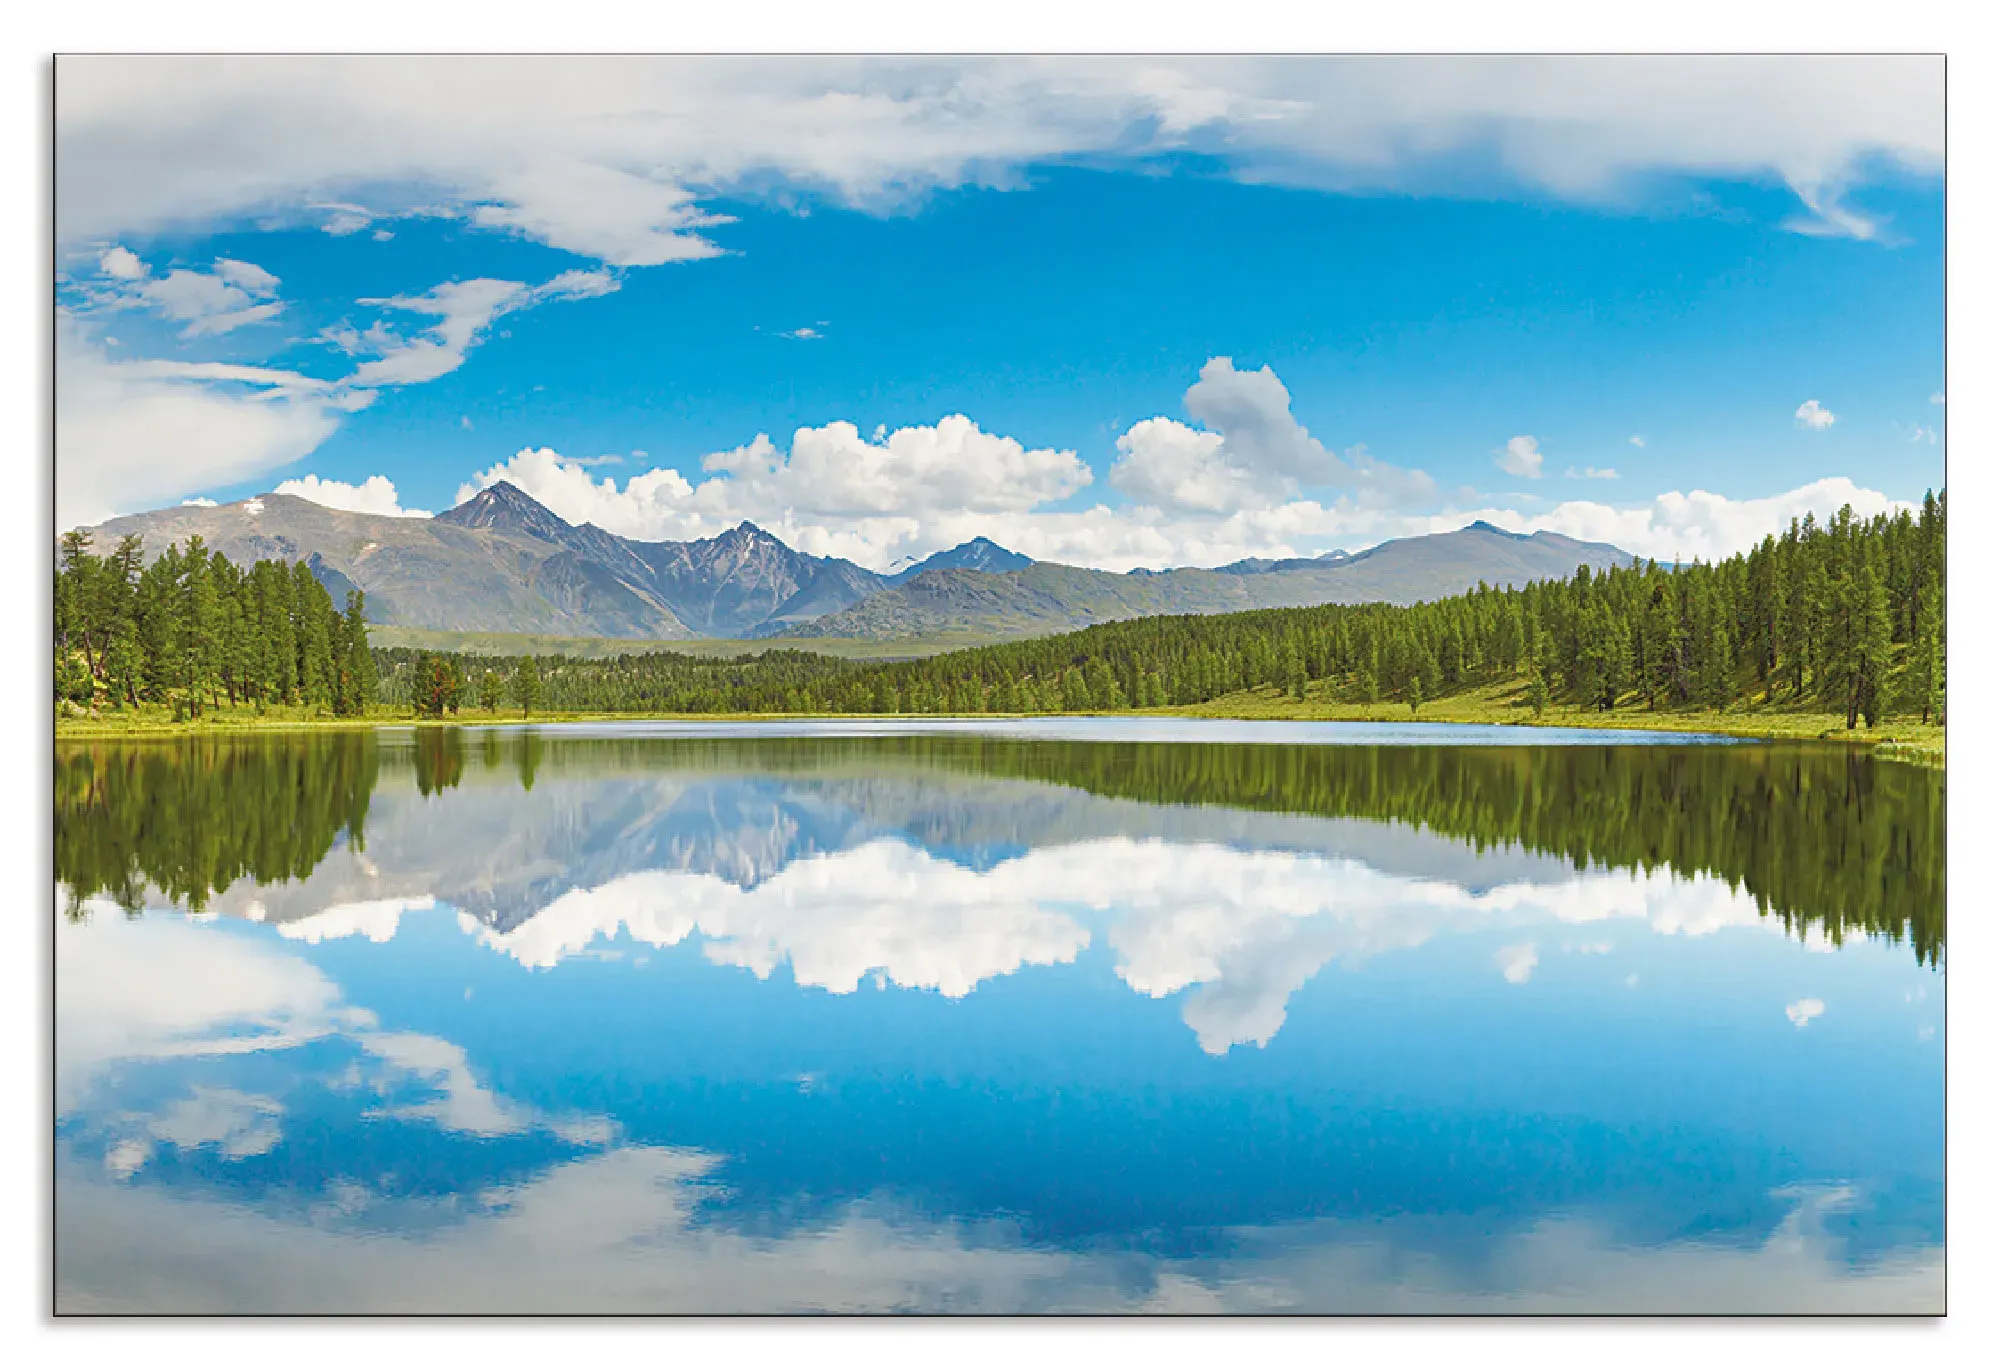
[{"xmin": 53, "ymin": 720, "xmax": 1945, "ymax": 1314}]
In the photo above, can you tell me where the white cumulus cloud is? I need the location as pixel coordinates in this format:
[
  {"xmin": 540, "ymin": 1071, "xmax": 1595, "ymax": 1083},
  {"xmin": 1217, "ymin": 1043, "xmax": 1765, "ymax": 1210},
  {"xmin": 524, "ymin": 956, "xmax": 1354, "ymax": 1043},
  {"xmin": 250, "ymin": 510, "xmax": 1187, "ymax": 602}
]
[
  {"xmin": 1444, "ymin": 476, "xmax": 1910, "ymax": 566},
  {"xmin": 1794, "ymin": 400, "xmax": 1837, "ymax": 430},
  {"xmin": 272, "ymin": 475, "xmax": 431, "ymax": 519},
  {"xmin": 1498, "ymin": 435, "xmax": 1545, "ymax": 479},
  {"xmin": 1111, "ymin": 418, "xmax": 1245, "ymax": 514},
  {"xmin": 1785, "ymin": 998, "xmax": 1826, "ymax": 1028},
  {"xmin": 702, "ymin": 416, "xmax": 1090, "ymax": 519},
  {"xmin": 1110, "ymin": 358, "xmax": 1430, "ymax": 514},
  {"xmin": 459, "ymin": 414, "xmax": 1092, "ymax": 552},
  {"xmin": 98, "ymin": 245, "xmax": 146, "ymax": 279}
]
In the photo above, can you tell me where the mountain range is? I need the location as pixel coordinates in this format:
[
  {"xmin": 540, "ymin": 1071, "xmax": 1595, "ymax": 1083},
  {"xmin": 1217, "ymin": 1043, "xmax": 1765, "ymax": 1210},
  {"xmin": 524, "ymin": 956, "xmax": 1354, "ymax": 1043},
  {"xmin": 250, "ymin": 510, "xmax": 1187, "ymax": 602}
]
[
  {"xmin": 75, "ymin": 485, "xmax": 1634, "ymax": 644},
  {"xmin": 786, "ymin": 521, "xmax": 1632, "ymax": 641}
]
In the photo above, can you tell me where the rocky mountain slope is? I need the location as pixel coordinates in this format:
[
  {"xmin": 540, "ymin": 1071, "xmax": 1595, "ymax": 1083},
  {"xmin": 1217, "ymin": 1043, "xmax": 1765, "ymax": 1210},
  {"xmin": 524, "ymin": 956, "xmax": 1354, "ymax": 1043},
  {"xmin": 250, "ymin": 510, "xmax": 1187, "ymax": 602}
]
[{"xmin": 81, "ymin": 482, "xmax": 891, "ymax": 639}]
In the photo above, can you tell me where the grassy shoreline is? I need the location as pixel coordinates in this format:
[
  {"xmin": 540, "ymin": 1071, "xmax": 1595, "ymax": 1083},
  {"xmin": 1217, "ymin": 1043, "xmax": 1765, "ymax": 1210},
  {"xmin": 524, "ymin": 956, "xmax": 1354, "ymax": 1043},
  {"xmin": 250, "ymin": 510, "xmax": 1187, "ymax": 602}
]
[
  {"xmin": 55, "ymin": 682, "xmax": 1944, "ymax": 765},
  {"xmin": 1178, "ymin": 678, "xmax": 1944, "ymax": 757}
]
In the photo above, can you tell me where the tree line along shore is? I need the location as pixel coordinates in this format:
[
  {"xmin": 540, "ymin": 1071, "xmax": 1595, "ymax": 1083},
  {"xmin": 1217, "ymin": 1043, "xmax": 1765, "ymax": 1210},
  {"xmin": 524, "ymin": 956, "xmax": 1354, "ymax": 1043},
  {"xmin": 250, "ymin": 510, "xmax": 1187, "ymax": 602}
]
[{"xmin": 58, "ymin": 494, "xmax": 1944, "ymax": 757}]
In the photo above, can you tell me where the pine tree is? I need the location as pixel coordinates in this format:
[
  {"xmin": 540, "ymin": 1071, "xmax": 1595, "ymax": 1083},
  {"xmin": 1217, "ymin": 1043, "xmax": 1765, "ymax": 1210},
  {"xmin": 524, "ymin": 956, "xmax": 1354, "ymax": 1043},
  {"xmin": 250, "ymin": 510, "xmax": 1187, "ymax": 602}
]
[
  {"xmin": 511, "ymin": 656, "xmax": 542, "ymax": 718},
  {"xmin": 341, "ymin": 591, "xmax": 377, "ymax": 715},
  {"xmin": 183, "ymin": 536, "xmax": 221, "ymax": 713},
  {"xmin": 1281, "ymin": 636, "xmax": 1307, "ymax": 700},
  {"xmin": 1701, "ymin": 615, "xmax": 1734, "ymax": 711},
  {"xmin": 412, "ymin": 651, "xmax": 448, "ymax": 717},
  {"xmin": 1061, "ymin": 665, "xmax": 1090, "ymax": 711},
  {"xmin": 1527, "ymin": 660, "xmax": 1550, "ymax": 718},
  {"xmin": 1844, "ymin": 556, "xmax": 1895, "ymax": 729},
  {"xmin": 1639, "ymin": 578, "xmax": 1681, "ymax": 707},
  {"xmin": 1085, "ymin": 658, "xmax": 1119, "ymax": 710},
  {"xmin": 292, "ymin": 561, "xmax": 331, "ymax": 708},
  {"xmin": 1907, "ymin": 572, "xmax": 1944, "ymax": 724}
]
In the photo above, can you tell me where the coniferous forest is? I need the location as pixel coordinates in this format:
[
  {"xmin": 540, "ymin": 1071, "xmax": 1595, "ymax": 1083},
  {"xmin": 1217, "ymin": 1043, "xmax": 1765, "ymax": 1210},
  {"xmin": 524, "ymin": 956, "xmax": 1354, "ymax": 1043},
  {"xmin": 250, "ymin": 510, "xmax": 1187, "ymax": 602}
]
[
  {"xmin": 363, "ymin": 496, "xmax": 1943, "ymax": 729},
  {"xmin": 55, "ymin": 530, "xmax": 377, "ymax": 719}
]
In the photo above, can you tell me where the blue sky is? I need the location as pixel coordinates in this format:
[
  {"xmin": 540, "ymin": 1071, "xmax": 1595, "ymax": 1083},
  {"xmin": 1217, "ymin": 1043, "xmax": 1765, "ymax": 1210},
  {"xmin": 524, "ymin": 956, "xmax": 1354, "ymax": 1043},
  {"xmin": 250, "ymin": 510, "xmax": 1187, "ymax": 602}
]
[{"xmin": 55, "ymin": 56, "xmax": 1944, "ymax": 569}]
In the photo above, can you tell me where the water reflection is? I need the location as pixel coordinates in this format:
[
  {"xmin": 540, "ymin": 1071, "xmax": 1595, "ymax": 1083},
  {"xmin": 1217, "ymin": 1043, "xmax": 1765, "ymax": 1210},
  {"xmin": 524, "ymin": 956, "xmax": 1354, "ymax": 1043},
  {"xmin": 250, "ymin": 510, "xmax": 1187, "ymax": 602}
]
[
  {"xmin": 54, "ymin": 724, "xmax": 1944, "ymax": 1313},
  {"xmin": 55, "ymin": 728, "xmax": 1944, "ymax": 963}
]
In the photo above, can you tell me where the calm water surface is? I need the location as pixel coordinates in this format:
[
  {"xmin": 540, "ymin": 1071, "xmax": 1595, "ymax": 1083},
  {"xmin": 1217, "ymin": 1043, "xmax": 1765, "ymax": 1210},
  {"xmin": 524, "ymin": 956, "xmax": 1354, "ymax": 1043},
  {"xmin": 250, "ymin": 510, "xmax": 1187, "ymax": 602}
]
[{"xmin": 54, "ymin": 721, "xmax": 1944, "ymax": 1313}]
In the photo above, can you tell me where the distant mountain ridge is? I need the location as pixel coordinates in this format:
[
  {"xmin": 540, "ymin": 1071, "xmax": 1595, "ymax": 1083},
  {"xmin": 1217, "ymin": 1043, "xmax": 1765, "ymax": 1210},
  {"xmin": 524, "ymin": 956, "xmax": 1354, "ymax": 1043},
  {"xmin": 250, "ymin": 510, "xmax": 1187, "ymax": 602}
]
[
  {"xmin": 888, "ymin": 536, "xmax": 1033, "ymax": 584},
  {"xmin": 1207, "ymin": 548, "xmax": 1353, "ymax": 575},
  {"xmin": 788, "ymin": 523, "xmax": 1633, "ymax": 641},
  {"xmin": 74, "ymin": 483, "xmax": 1634, "ymax": 643}
]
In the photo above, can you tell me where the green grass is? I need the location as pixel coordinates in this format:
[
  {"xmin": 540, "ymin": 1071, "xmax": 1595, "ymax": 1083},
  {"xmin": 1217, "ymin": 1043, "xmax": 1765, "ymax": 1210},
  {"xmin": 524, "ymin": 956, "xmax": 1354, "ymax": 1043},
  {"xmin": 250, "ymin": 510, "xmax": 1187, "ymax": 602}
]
[
  {"xmin": 57, "ymin": 675, "xmax": 1945, "ymax": 767},
  {"xmin": 369, "ymin": 625, "xmax": 985, "ymax": 661},
  {"xmin": 1167, "ymin": 677, "xmax": 1944, "ymax": 761},
  {"xmin": 56, "ymin": 702, "xmax": 398, "ymax": 738},
  {"xmin": 53, "ymin": 702, "xmax": 799, "ymax": 739}
]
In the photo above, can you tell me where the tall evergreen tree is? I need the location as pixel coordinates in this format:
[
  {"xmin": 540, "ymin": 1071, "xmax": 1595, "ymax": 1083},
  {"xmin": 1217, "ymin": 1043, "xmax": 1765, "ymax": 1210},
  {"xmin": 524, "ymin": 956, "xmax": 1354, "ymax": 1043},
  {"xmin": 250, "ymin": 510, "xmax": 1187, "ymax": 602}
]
[{"xmin": 510, "ymin": 656, "xmax": 542, "ymax": 718}]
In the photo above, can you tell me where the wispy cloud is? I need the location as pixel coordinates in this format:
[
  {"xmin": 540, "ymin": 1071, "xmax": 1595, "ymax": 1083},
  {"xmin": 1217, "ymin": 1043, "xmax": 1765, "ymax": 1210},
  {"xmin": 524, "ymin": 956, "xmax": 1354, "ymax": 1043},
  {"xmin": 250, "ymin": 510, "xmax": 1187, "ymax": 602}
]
[
  {"xmin": 55, "ymin": 56, "xmax": 1941, "ymax": 261},
  {"xmin": 56, "ymin": 312, "xmax": 354, "ymax": 529},
  {"xmin": 312, "ymin": 201, "xmax": 376, "ymax": 236},
  {"xmin": 334, "ymin": 269, "xmax": 620, "ymax": 389},
  {"xmin": 70, "ymin": 246, "xmax": 286, "ymax": 338}
]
